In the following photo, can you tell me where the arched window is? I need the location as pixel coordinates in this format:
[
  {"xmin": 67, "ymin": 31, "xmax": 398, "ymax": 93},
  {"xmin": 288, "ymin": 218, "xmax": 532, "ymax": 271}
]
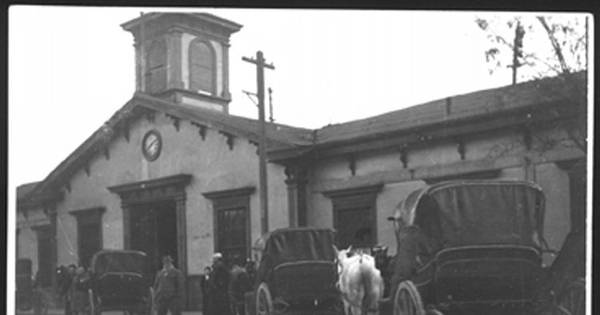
[
  {"xmin": 189, "ymin": 39, "xmax": 215, "ymax": 94},
  {"xmin": 146, "ymin": 40, "xmax": 167, "ymax": 94}
]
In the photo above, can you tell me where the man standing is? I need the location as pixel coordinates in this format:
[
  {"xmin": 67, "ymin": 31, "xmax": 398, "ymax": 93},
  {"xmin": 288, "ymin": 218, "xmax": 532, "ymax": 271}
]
[
  {"xmin": 154, "ymin": 255, "xmax": 185, "ymax": 315},
  {"xmin": 229, "ymin": 258, "xmax": 252, "ymax": 315},
  {"xmin": 209, "ymin": 253, "xmax": 231, "ymax": 315},
  {"xmin": 200, "ymin": 266, "xmax": 212, "ymax": 315}
]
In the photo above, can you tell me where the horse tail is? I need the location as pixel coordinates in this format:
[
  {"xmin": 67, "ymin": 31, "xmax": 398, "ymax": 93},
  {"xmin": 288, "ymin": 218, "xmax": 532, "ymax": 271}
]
[{"xmin": 359, "ymin": 261, "xmax": 380, "ymax": 315}]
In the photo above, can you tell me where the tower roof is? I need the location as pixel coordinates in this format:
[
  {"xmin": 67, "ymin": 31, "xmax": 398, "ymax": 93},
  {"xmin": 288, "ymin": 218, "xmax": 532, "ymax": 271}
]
[{"xmin": 121, "ymin": 12, "xmax": 242, "ymax": 40}]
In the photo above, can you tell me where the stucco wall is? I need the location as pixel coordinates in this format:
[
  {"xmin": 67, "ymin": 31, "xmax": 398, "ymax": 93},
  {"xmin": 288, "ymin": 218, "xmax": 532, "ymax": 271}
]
[
  {"xmin": 50, "ymin": 111, "xmax": 288, "ymax": 275},
  {"xmin": 535, "ymin": 162, "xmax": 571, "ymax": 266},
  {"xmin": 306, "ymin": 127, "xmax": 576, "ymax": 259},
  {"xmin": 17, "ymin": 208, "xmax": 51, "ymax": 275}
]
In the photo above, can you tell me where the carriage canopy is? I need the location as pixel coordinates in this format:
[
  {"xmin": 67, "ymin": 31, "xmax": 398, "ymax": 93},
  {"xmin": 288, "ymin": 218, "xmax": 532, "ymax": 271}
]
[
  {"xmin": 389, "ymin": 180, "xmax": 545, "ymax": 249},
  {"xmin": 253, "ymin": 228, "xmax": 337, "ymax": 265},
  {"xmin": 90, "ymin": 250, "xmax": 147, "ymax": 276},
  {"xmin": 252, "ymin": 228, "xmax": 337, "ymax": 285}
]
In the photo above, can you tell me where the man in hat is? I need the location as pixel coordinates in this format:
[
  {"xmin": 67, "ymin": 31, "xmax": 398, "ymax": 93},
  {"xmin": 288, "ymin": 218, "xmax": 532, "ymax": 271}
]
[
  {"xmin": 209, "ymin": 253, "xmax": 231, "ymax": 315},
  {"xmin": 154, "ymin": 255, "xmax": 185, "ymax": 315}
]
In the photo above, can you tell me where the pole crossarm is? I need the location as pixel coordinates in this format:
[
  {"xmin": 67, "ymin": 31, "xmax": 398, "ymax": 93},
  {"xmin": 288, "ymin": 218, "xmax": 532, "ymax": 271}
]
[{"xmin": 242, "ymin": 56, "xmax": 275, "ymax": 70}]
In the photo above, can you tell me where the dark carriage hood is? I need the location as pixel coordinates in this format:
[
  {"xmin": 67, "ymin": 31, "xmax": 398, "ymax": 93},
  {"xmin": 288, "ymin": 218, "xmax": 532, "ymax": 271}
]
[
  {"xmin": 253, "ymin": 228, "xmax": 337, "ymax": 265},
  {"xmin": 253, "ymin": 228, "xmax": 337, "ymax": 285},
  {"xmin": 90, "ymin": 250, "xmax": 147, "ymax": 276},
  {"xmin": 391, "ymin": 180, "xmax": 545, "ymax": 249}
]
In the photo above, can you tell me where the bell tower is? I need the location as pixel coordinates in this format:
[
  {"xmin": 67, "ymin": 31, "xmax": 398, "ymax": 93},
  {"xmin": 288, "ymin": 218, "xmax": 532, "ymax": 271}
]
[{"xmin": 122, "ymin": 13, "xmax": 242, "ymax": 113}]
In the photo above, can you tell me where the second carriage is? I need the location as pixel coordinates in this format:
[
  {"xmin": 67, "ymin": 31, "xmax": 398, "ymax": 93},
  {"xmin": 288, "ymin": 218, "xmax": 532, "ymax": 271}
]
[
  {"xmin": 384, "ymin": 180, "xmax": 584, "ymax": 315},
  {"xmin": 244, "ymin": 227, "xmax": 342, "ymax": 315},
  {"xmin": 87, "ymin": 250, "xmax": 154, "ymax": 315}
]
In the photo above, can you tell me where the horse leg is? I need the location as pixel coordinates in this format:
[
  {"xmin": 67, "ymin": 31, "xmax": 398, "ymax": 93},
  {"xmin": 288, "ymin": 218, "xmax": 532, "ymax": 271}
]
[{"xmin": 342, "ymin": 299, "xmax": 351, "ymax": 315}]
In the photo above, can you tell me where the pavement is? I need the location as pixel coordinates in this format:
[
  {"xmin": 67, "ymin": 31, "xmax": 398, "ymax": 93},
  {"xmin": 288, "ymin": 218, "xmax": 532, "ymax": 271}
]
[{"xmin": 15, "ymin": 308, "xmax": 203, "ymax": 315}]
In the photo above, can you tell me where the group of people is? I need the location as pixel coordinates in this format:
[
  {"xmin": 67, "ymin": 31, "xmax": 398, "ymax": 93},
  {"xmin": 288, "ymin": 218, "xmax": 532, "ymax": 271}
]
[
  {"xmin": 200, "ymin": 253, "xmax": 255, "ymax": 315},
  {"xmin": 56, "ymin": 264, "xmax": 92, "ymax": 315},
  {"xmin": 53, "ymin": 253, "xmax": 255, "ymax": 315},
  {"xmin": 154, "ymin": 253, "xmax": 255, "ymax": 315}
]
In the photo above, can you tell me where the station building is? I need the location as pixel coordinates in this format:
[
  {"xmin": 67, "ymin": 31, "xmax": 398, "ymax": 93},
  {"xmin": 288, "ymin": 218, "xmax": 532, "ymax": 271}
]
[{"xmin": 16, "ymin": 12, "xmax": 587, "ymax": 310}]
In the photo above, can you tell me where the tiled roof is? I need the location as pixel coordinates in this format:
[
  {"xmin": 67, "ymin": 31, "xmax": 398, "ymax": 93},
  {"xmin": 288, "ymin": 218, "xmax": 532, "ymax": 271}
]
[
  {"xmin": 313, "ymin": 72, "xmax": 582, "ymax": 146},
  {"xmin": 134, "ymin": 93, "xmax": 314, "ymax": 149}
]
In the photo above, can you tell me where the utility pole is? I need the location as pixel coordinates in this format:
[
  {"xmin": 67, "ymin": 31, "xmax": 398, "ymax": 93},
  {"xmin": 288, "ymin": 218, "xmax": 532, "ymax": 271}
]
[
  {"xmin": 243, "ymin": 51, "xmax": 275, "ymax": 235},
  {"xmin": 510, "ymin": 21, "xmax": 525, "ymax": 85}
]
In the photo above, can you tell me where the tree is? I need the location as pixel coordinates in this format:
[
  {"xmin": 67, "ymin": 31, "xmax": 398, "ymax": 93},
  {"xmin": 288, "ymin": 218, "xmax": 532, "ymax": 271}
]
[
  {"xmin": 475, "ymin": 15, "xmax": 588, "ymax": 82},
  {"xmin": 475, "ymin": 14, "xmax": 589, "ymax": 154}
]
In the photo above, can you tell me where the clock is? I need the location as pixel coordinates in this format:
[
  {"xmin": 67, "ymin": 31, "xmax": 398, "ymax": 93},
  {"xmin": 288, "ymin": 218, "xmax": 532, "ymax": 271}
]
[{"xmin": 142, "ymin": 130, "xmax": 162, "ymax": 161}]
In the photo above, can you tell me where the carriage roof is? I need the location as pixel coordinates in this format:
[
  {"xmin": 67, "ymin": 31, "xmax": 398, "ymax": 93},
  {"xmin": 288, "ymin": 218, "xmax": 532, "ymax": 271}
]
[
  {"xmin": 389, "ymin": 180, "xmax": 546, "ymax": 248},
  {"xmin": 90, "ymin": 250, "xmax": 147, "ymax": 276},
  {"xmin": 253, "ymin": 228, "xmax": 337, "ymax": 264}
]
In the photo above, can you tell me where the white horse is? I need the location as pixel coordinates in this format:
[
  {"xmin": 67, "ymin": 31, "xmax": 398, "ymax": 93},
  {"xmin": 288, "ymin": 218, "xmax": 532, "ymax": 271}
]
[{"xmin": 335, "ymin": 246, "xmax": 385, "ymax": 315}]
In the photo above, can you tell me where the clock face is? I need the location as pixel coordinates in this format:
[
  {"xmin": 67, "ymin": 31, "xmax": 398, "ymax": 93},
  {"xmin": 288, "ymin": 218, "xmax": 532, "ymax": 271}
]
[{"xmin": 142, "ymin": 130, "xmax": 162, "ymax": 161}]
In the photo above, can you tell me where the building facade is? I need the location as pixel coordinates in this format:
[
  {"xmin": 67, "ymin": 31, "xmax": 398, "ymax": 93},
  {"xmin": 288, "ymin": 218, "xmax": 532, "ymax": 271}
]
[{"xmin": 16, "ymin": 12, "xmax": 587, "ymax": 310}]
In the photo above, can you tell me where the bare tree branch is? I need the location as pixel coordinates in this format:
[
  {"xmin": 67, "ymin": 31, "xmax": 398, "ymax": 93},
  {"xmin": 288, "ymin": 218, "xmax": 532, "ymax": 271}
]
[{"xmin": 537, "ymin": 16, "xmax": 570, "ymax": 73}]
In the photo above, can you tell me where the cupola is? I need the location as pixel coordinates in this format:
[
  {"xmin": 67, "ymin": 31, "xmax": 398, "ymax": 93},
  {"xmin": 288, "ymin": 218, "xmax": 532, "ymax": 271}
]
[{"xmin": 121, "ymin": 13, "xmax": 242, "ymax": 113}]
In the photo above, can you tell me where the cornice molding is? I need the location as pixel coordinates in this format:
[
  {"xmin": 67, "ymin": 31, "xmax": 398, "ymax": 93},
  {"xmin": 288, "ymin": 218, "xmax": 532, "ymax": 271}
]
[
  {"xmin": 69, "ymin": 207, "xmax": 106, "ymax": 217},
  {"xmin": 322, "ymin": 183, "xmax": 383, "ymax": 199},
  {"xmin": 202, "ymin": 186, "xmax": 256, "ymax": 200},
  {"xmin": 107, "ymin": 174, "xmax": 193, "ymax": 195}
]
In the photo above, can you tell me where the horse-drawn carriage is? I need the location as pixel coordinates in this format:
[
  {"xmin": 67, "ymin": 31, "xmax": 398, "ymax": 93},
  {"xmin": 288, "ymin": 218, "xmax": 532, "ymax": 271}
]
[
  {"xmin": 385, "ymin": 180, "xmax": 585, "ymax": 315},
  {"xmin": 244, "ymin": 227, "xmax": 342, "ymax": 315},
  {"xmin": 87, "ymin": 250, "xmax": 154, "ymax": 315}
]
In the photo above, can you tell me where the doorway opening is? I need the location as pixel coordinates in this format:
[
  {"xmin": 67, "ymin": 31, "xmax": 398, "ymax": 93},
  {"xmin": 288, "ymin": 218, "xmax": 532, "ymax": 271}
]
[{"xmin": 129, "ymin": 200, "xmax": 178, "ymax": 282}]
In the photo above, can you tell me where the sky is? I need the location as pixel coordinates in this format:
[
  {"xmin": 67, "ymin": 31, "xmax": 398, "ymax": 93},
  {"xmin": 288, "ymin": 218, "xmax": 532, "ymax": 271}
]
[{"xmin": 7, "ymin": 7, "xmax": 589, "ymax": 207}]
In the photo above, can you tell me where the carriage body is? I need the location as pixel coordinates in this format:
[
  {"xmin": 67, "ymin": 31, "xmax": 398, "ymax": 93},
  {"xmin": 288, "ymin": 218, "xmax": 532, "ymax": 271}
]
[
  {"xmin": 389, "ymin": 180, "xmax": 546, "ymax": 315},
  {"xmin": 245, "ymin": 228, "xmax": 341, "ymax": 315},
  {"xmin": 87, "ymin": 250, "xmax": 154, "ymax": 315}
]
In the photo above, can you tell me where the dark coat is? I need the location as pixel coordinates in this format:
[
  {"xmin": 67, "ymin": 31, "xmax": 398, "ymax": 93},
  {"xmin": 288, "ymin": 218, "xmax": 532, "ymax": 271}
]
[
  {"xmin": 229, "ymin": 265, "xmax": 251, "ymax": 303},
  {"xmin": 210, "ymin": 261, "xmax": 231, "ymax": 315},
  {"xmin": 154, "ymin": 267, "xmax": 185, "ymax": 301},
  {"xmin": 389, "ymin": 226, "xmax": 432, "ymax": 298},
  {"xmin": 70, "ymin": 273, "xmax": 90, "ymax": 312},
  {"xmin": 200, "ymin": 274, "xmax": 212, "ymax": 315}
]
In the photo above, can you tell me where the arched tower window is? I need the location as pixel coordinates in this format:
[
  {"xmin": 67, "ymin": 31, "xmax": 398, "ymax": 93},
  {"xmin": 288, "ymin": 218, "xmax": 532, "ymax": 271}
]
[
  {"xmin": 189, "ymin": 39, "xmax": 215, "ymax": 94},
  {"xmin": 146, "ymin": 39, "xmax": 167, "ymax": 94}
]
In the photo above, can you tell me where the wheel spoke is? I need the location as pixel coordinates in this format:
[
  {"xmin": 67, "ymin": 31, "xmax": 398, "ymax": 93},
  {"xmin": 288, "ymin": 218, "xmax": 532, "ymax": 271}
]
[{"xmin": 394, "ymin": 281, "xmax": 423, "ymax": 315}]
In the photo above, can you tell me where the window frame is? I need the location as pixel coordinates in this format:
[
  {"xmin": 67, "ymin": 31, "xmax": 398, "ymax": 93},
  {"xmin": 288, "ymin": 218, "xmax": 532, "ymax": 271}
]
[
  {"xmin": 146, "ymin": 39, "xmax": 168, "ymax": 94},
  {"xmin": 203, "ymin": 187, "xmax": 255, "ymax": 264},
  {"xmin": 188, "ymin": 38, "xmax": 216, "ymax": 95},
  {"xmin": 323, "ymin": 184, "xmax": 383, "ymax": 249},
  {"xmin": 70, "ymin": 207, "xmax": 105, "ymax": 268}
]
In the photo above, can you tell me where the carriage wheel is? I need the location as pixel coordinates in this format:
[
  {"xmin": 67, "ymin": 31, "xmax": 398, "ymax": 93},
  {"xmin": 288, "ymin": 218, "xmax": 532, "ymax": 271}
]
[
  {"xmin": 557, "ymin": 278, "xmax": 585, "ymax": 315},
  {"xmin": 256, "ymin": 283, "xmax": 273, "ymax": 315},
  {"xmin": 393, "ymin": 281, "xmax": 425, "ymax": 315},
  {"xmin": 88, "ymin": 289, "xmax": 98, "ymax": 315}
]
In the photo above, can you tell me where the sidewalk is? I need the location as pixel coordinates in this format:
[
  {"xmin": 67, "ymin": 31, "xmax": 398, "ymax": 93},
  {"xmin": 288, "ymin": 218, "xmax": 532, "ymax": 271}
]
[{"xmin": 16, "ymin": 308, "xmax": 203, "ymax": 315}]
